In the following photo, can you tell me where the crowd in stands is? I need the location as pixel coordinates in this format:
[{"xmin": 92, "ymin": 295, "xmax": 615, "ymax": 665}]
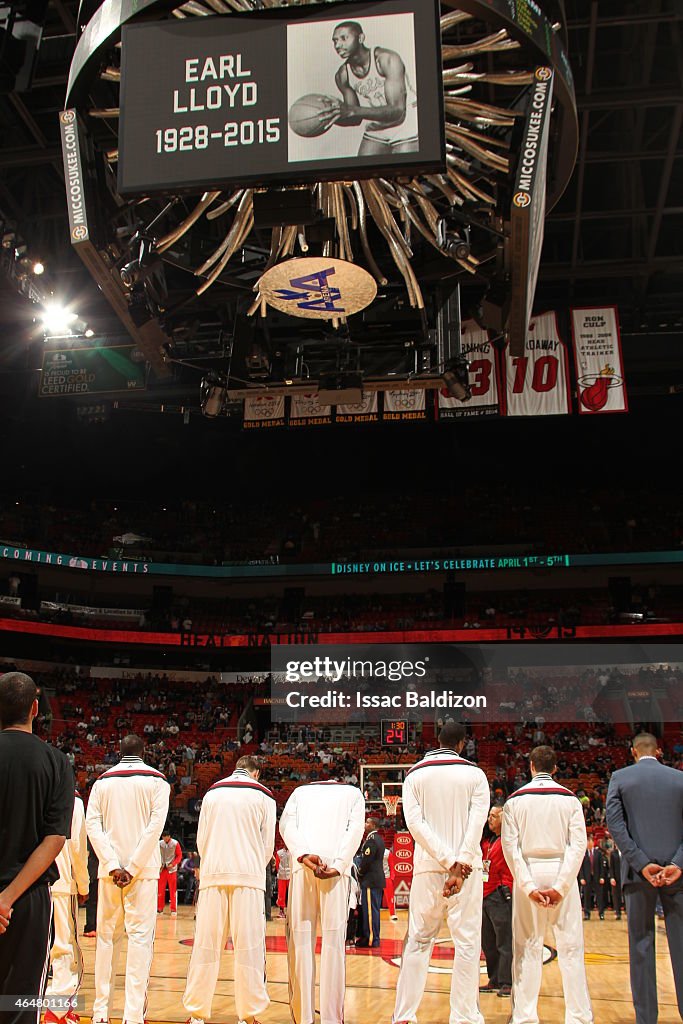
[
  {"xmin": 6, "ymin": 661, "xmax": 678, "ymax": 849},
  {"xmin": 1, "ymin": 485, "xmax": 682, "ymax": 566}
]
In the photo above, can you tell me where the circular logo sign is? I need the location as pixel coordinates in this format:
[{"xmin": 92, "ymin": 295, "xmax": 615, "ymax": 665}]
[
  {"xmin": 513, "ymin": 192, "xmax": 531, "ymax": 209},
  {"xmin": 60, "ymin": 110, "xmax": 76, "ymax": 125},
  {"xmin": 72, "ymin": 225, "xmax": 88, "ymax": 241},
  {"xmin": 259, "ymin": 257, "xmax": 377, "ymax": 320},
  {"xmin": 535, "ymin": 67, "xmax": 552, "ymax": 81}
]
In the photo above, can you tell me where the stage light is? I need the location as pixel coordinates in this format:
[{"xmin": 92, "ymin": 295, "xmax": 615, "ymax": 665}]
[
  {"xmin": 436, "ymin": 218, "xmax": 471, "ymax": 262},
  {"xmin": 442, "ymin": 356, "xmax": 472, "ymax": 401},
  {"xmin": 41, "ymin": 303, "xmax": 78, "ymax": 336},
  {"xmin": 84, "ymin": 328, "xmax": 94, "ymax": 338},
  {"xmin": 200, "ymin": 372, "xmax": 228, "ymax": 418},
  {"xmin": 32, "ymin": 261, "xmax": 45, "ymax": 276}
]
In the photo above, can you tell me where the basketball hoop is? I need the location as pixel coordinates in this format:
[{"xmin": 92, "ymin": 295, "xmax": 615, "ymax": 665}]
[{"xmin": 382, "ymin": 795, "xmax": 401, "ymax": 817}]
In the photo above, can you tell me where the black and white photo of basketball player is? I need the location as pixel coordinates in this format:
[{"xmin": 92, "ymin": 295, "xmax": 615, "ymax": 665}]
[{"xmin": 287, "ymin": 13, "xmax": 419, "ymax": 163}]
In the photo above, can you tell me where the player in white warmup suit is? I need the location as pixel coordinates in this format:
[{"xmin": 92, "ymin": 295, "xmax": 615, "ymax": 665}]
[
  {"xmin": 45, "ymin": 789, "xmax": 89, "ymax": 1022},
  {"xmin": 280, "ymin": 779, "xmax": 365, "ymax": 1024},
  {"xmin": 393, "ymin": 721, "xmax": 490, "ymax": 1024},
  {"xmin": 86, "ymin": 735, "xmax": 170, "ymax": 1024},
  {"xmin": 501, "ymin": 745, "xmax": 593, "ymax": 1024},
  {"xmin": 183, "ymin": 755, "xmax": 276, "ymax": 1024}
]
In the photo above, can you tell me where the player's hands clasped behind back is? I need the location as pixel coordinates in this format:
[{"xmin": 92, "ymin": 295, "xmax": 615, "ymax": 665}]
[
  {"xmin": 110, "ymin": 867, "xmax": 133, "ymax": 888},
  {"xmin": 529, "ymin": 888, "xmax": 563, "ymax": 907},
  {"xmin": 300, "ymin": 854, "xmax": 340, "ymax": 880},
  {"xmin": 643, "ymin": 862, "xmax": 682, "ymax": 886},
  {"xmin": 443, "ymin": 861, "xmax": 472, "ymax": 898}
]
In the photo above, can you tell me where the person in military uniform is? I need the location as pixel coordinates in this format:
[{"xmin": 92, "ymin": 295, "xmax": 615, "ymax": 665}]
[{"xmin": 356, "ymin": 817, "xmax": 386, "ymax": 948}]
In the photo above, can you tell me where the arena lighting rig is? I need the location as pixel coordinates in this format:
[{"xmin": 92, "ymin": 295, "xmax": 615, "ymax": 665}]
[{"xmin": 61, "ymin": 0, "xmax": 576, "ymax": 403}]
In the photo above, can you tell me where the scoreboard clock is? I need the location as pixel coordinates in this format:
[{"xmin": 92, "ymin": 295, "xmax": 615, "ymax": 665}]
[{"xmin": 381, "ymin": 719, "xmax": 408, "ymax": 747}]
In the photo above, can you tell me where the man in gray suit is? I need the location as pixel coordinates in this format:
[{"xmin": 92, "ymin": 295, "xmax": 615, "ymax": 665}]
[{"xmin": 606, "ymin": 732, "xmax": 683, "ymax": 1024}]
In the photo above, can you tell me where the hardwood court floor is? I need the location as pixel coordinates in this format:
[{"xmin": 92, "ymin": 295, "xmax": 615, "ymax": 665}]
[{"xmin": 72, "ymin": 907, "xmax": 680, "ymax": 1024}]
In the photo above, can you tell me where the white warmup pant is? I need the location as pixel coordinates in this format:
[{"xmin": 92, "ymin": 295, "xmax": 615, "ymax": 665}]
[
  {"xmin": 510, "ymin": 858, "xmax": 593, "ymax": 1024},
  {"xmin": 47, "ymin": 893, "xmax": 83, "ymax": 998},
  {"xmin": 393, "ymin": 870, "xmax": 484, "ymax": 1024},
  {"xmin": 183, "ymin": 885, "xmax": 269, "ymax": 1023},
  {"xmin": 92, "ymin": 877, "xmax": 157, "ymax": 1024},
  {"xmin": 286, "ymin": 869, "xmax": 350, "ymax": 1024}
]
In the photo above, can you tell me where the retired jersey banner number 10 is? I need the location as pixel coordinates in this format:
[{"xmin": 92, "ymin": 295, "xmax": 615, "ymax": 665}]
[{"xmin": 503, "ymin": 311, "xmax": 571, "ymax": 416}]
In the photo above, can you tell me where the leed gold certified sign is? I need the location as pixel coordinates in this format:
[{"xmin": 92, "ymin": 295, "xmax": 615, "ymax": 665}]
[{"xmin": 258, "ymin": 257, "xmax": 377, "ymax": 320}]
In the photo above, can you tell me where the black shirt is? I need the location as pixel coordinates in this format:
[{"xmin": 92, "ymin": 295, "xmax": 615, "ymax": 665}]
[{"xmin": 0, "ymin": 731, "xmax": 75, "ymax": 890}]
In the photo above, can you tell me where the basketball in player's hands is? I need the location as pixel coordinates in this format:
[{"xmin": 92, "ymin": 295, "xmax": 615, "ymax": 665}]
[{"xmin": 289, "ymin": 94, "xmax": 340, "ymax": 137}]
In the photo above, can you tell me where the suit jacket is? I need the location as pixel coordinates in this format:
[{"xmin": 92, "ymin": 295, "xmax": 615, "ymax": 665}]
[
  {"xmin": 359, "ymin": 831, "xmax": 386, "ymax": 889},
  {"xmin": 580, "ymin": 847, "xmax": 608, "ymax": 885},
  {"xmin": 606, "ymin": 757, "xmax": 683, "ymax": 885}
]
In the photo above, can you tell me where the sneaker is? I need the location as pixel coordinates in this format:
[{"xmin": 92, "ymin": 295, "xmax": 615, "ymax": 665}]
[
  {"xmin": 390, "ymin": 915, "xmax": 398, "ymax": 921},
  {"xmin": 498, "ymin": 985, "xmax": 512, "ymax": 997},
  {"xmin": 185, "ymin": 1018, "xmax": 203, "ymax": 1024},
  {"xmin": 43, "ymin": 1012, "xmax": 62, "ymax": 1024},
  {"xmin": 479, "ymin": 983, "xmax": 498, "ymax": 993},
  {"xmin": 157, "ymin": 910, "xmax": 164, "ymax": 915},
  {"xmin": 64, "ymin": 1012, "xmax": 80, "ymax": 1024},
  {"xmin": 171, "ymin": 911, "xmax": 177, "ymax": 917},
  {"xmin": 83, "ymin": 930, "xmax": 96, "ymax": 937}
]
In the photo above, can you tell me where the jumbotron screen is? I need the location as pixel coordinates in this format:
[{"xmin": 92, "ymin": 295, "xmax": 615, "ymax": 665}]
[{"xmin": 117, "ymin": 0, "xmax": 444, "ymax": 195}]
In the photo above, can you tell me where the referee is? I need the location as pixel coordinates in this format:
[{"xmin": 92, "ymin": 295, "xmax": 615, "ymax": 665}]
[{"xmin": 0, "ymin": 671, "xmax": 75, "ymax": 1024}]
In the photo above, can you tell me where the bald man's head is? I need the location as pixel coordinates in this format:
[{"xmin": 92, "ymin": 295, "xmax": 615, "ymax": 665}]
[{"xmin": 632, "ymin": 732, "xmax": 659, "ymax": 761}]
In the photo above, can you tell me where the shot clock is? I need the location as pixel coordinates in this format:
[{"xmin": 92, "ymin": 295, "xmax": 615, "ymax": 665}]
[{"xmin": 381, "ymin": 719, "xmax": 408, "ymax": 747}]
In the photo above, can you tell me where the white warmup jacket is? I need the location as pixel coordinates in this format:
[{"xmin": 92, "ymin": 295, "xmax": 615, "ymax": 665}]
[
  {"xmin": 280, "ymin": 781, "xmax": 365, "ymax": 877},
  {"xmin": 53, "ymin": 793, "xmax": 89, "ymax": 896},
  {"xmin": 501, "ymin": 772, "xmax": 587, "ymax": 897},
  {"xmin": 197, "ymin": 768, "xmax": 276, "ymax": 890},
  {"xmin": 402, "ymin": 748, "xmax": 490, "ymax": 873},
  {"xmin": 86, "ymin": 755, "xmax": 170, "ymax": 880}
]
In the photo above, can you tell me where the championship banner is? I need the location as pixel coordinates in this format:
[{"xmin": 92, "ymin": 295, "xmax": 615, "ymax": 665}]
[
  {"xmin": 383, "ymin": 389, "xmax": 426, "ymax": 422},
  {"xmin": 40, "ymin": 345, "xmax": 145, "ymax": 397},
  {"xmin": 243, "ymin": 394, "xmax": 286, "ymax": 429},
  {"xmin": 570, "ymin": 306, "xmax": 628, "ymax": 414},
  {"xmin": 289, "ymin": 392, "xmax": 333, "ymax": 427},
  {"xmin": 504, "ymin": 311, "xmax": 571, "ymax": 416},
  {"xmin": 438, "ymin": 321, "xmax": 500, "ymax": 419},
  {"xmin": 335, "ymin": 391, "xmax": 378, "ymax": 425}
]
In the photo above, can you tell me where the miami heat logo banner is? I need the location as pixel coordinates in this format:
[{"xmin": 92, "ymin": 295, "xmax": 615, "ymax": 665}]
[
  {"xmin": 438, "ymin": 321, "xmax": 500, "ymax": 419},
  {"xmin": 570, "ymin": 306, "xmax": 628, "ymax": 414},
  {"xmin": 289, "ymin": 393, "xmax": 333, "ymax": 427},
  {"xmin": 243, "ymin": 394, "xmax": 286, "ymax": 429},
  {"xmin": 383, "ymin": 389, "xmax": 426, "ymax": 422},
  {"xmin": 503, "ymin": 311, "xmax": 571, "ymax": 417}
]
